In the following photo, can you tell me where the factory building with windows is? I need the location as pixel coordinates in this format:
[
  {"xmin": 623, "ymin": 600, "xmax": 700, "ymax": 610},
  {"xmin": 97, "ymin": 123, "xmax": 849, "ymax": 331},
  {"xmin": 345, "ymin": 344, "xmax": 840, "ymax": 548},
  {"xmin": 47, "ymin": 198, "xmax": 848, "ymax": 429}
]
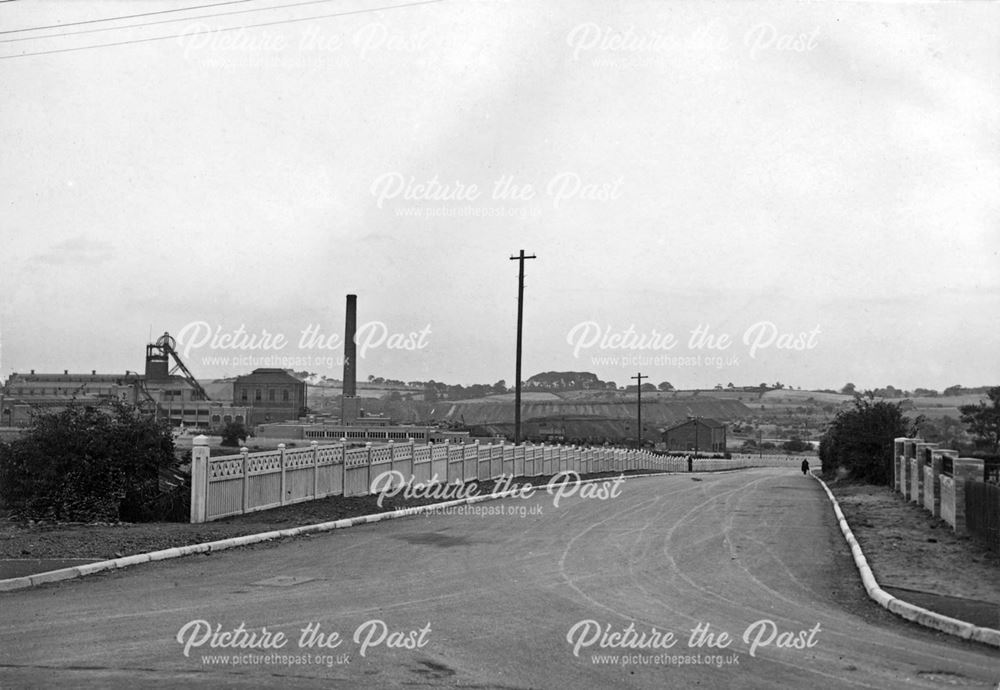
[
  {"xmin": 0, "ymin": 333, "xmax": 248, "ymax": 430},
  {"xmin": 233, "ymin": 368, "xmax": 308, "ymax": 426}
]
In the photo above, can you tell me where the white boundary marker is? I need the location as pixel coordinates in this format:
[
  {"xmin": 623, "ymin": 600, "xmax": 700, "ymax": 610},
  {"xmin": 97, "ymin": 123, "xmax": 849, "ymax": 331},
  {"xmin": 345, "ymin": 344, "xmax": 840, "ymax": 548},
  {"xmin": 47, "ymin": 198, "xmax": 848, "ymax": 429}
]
[{"xmin": 810, "ymin": 471, "xmax": 1000, "ymax": 648}]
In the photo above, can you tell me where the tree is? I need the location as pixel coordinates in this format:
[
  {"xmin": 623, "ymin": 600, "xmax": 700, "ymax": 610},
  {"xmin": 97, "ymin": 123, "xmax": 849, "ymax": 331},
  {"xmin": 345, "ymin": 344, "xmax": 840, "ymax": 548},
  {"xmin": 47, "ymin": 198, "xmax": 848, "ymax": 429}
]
[
  {"xmin": 781, "ymin": 437, "xmax": 811, "ymax": 452},
  {"xmin": 219, "ymin": 420, "xmax": 249, "ymax": 447},
  {"xmin": 959, "ymin": 387, "xmax": 1000, "ymax": 454},
  {"xmin": 841, "ymin": 382, "xmax": 856, "ymax": 395},
  {"xmin": 873, "ymin": 385, "xmax": 903, "ymax": 399},
  {"xmin": 423, "ymin": 384, "xmax": 438, "ymax": 402},
  {"xmin": 819, "ymin": 392, "xmax": 920, "ymax": 484},
  {"xmin": 919, "ymin": 414, "xmax": 966, "ymax": 450},
  {"xmin": 0, "ymin": 401, "xmax": 178, "ymax": 521},
  {"xmin": 657, "ymin": 381, "xmax": 674, "ymax": 391}
]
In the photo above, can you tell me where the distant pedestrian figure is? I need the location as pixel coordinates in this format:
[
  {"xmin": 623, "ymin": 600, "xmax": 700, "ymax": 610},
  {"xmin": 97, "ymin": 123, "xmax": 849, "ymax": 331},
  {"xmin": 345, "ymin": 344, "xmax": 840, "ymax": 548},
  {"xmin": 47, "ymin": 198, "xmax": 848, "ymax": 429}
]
[
  {"xmin": 801, "ymin": 459, "xmax": 810, "ymax": 475},
  {"xmin": 687, "ymin": 455, "xmax": 693, "ymax": 473}
]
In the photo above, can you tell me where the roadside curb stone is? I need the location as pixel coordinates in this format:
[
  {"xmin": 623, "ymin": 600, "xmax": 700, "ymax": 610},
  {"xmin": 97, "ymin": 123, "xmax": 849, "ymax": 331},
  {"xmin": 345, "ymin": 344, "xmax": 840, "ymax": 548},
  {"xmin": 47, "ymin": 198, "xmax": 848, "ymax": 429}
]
[{"xmin": 811, "ymin": 471, "xmax": 1000, "ymax": 648}]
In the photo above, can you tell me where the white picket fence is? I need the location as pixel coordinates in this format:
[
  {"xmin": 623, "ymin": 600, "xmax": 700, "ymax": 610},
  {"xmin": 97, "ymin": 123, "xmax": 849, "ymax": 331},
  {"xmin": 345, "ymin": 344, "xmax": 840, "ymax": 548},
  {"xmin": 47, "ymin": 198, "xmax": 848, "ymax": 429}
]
[{"xmin": 189, "ymin": 439, "xmax": 813, "ymax": 523}]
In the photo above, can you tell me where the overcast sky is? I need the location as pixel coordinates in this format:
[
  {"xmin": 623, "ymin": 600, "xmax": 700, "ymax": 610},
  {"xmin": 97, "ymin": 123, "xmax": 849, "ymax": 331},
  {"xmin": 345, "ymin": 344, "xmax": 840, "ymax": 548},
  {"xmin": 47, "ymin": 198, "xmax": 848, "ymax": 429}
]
[{"xmin": 1, "ymin": 0, "xmax": 997, "ymax": 391}]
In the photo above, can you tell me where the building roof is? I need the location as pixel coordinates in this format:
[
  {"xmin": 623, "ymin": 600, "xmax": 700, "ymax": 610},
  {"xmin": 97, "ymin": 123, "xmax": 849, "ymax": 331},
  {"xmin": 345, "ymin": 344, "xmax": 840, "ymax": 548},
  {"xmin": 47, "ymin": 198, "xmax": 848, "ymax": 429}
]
[
  {"xmin": 234, "ymin": 368, "xmax": 305, "ymax": 385},
  {"xmin": 143, "ymin": 376, "xmax": 197, "ymax": 389},
  {"xmin": 6, "ymin": 372, "xmax": 136, "ymax": 384},
  {"xmin": 663, "ymin": 417, "xmax": 726, "ymax": 432}
]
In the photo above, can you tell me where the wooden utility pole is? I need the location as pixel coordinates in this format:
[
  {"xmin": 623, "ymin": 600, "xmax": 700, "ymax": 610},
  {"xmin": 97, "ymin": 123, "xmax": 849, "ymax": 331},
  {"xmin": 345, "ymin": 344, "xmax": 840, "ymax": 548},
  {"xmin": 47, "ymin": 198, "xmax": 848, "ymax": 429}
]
[
  {"xmin": 510, "ymin": 250, "xmax": 536, "ymax": 444},
  {"xmin": 631, "ymin": 372, "xmax": 648, "ymax": 449}
]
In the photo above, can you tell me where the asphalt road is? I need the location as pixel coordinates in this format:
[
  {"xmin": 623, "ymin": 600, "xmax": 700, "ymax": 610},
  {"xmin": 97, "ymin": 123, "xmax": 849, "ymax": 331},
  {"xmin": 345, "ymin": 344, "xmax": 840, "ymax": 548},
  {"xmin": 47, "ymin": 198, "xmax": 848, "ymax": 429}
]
[{"xmin": 1, "ymin": 469, "xmax": 997, "ymax": 688}]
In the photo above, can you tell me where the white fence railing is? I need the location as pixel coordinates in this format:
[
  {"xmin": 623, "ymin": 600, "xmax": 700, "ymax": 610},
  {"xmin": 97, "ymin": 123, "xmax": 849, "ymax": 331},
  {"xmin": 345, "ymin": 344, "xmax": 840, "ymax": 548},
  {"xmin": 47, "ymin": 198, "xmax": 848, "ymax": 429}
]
[{"xmin": 189, "ymin": 439, "xmax": 813, "ymax": 523}]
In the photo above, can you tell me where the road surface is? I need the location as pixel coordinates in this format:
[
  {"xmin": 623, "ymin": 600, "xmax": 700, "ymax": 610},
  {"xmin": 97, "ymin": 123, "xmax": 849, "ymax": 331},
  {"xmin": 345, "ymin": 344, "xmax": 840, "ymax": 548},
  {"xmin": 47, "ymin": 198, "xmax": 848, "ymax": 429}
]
[{"xmin": 1, "ymin": 469, "xmax": 997, "ymax": 688}]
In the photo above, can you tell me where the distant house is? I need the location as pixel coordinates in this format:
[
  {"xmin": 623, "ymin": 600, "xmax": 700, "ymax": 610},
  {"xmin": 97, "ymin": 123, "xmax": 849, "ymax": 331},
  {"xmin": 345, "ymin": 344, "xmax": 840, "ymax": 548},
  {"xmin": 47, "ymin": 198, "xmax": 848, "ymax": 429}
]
[
  {"xmin": 662, "ymin": 417, "xmax": 727, "ymax": 453},
  {"xmin": 233, "ymin": 368, "xmax": 307, "ymax": 426}
]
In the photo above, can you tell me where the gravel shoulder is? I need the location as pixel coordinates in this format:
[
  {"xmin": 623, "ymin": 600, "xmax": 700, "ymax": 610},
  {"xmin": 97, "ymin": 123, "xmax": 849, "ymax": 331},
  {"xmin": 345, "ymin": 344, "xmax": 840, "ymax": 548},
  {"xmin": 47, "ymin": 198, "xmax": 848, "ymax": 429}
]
[{"xmin": 826, "ymin": 479, "xmax": 1000, "ymax": 611}]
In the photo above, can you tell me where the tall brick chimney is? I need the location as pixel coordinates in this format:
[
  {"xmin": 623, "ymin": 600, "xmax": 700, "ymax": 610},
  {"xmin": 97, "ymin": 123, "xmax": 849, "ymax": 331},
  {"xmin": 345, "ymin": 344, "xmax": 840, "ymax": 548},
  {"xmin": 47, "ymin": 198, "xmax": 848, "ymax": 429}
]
[
  {"xmin": 341, "ymin": 294, "xmax": 359, "ymax": 424},
  {"xmin": 344, "ymin": 294, "xmax": 357, "ymax": 397}
]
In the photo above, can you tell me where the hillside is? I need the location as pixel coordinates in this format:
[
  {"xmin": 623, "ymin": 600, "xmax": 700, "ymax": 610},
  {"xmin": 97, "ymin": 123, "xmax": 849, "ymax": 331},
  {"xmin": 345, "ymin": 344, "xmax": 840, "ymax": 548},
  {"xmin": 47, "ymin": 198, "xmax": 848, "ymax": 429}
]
[{"xmin": 425, "ymin": 398, "xmax": 755, "ymax": 427}]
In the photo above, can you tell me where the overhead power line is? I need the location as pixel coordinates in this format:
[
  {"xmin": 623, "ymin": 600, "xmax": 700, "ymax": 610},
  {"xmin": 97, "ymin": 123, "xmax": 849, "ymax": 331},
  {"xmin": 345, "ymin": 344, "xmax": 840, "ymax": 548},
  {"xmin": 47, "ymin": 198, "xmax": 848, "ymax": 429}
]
[
  {"xmin": 0, "ymin": 0, "xmax": 443, "ymax": 60},
  {"xmin": 0, "ymin": 0, "xmax": 257, "ymax": 35},
  {"xmin": 0, "ymin": 0, "xmax": 373, "ymax": 45}
]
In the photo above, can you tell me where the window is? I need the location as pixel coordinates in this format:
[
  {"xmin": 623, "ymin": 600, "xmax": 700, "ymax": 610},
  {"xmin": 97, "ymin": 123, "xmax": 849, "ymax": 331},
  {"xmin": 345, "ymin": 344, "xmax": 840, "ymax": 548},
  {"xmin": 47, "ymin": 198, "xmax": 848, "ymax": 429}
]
[
  {"xmin": 255, "ymin": 389, "xmax": 261, "ymax": 401},
  {"xmin": 282, "ymin": 389, "xmax": 289, "ymax": 402},
  {"xmin": 241, "ymin": 390, "xmax": 248, "ymax": 402},
  {"xmin": 268, "ymin": 389, "xmax": 275, "ymax": 401},
  {"xmin": 211, "ymin": 415, "xmax": 221, "ymax": 423}
]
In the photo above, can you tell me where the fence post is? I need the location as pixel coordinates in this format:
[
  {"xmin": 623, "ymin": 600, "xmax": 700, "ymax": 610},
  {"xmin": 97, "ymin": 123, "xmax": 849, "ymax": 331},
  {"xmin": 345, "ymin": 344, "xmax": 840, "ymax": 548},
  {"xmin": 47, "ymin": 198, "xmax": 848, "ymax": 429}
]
[
  {"xmin": 311, "ymin": 440, "xmax": 319, "ymax": 499},
  {"xmin": 341, "ymin": 438, "xmax": 347, "ymax": 495},
  {"xmin": 278, "ymin": 443, "xmax": 287, "ymax": 505},
  {"xmin": 912, "ymin": 442, "xmax": 932, "ymax": 504},
  {"xmin": 473, "ymin": 439, "xmax": 479, "ymax": 483},
  {"xmin": 901, "ymin": 439, "xmax": 918, "ymax": 500},
  {"xmin": 927, "ymin": 449, "xmax": 944, "ymax": 517},
  {"xmin": 953, "ymin": 457, "xmax": 985, "ymax": 536},
  {"xmin": 893, "ymin": 437, "xmax": 906, "ymax": 493},
  {"xmin": 365, "ymin": 442, "xmax": 373, "ymax": 495},
  {"xmin": 190, "ymin": 435, "xmax": 210, "ymax": 524},
  {"xmin": 241, "ymin": 445, "xmax": 249, "ymax": 513}
]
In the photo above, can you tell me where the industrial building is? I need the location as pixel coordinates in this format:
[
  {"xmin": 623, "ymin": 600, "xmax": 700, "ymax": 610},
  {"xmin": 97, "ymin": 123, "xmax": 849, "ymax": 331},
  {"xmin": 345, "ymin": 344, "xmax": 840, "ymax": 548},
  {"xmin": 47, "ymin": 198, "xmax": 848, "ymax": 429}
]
[
  {"xmin": 661, "ymin": 417, "xmax": 728, "ymax": 453},
  {"xmin": 233, "ymin": 368, "xmax": 308, "ymax": 426},
  {"xmin": 1, "ymin": 370, "xmax": 141, "ymax": 427},
  {"xmin": 248, "ymin": 294, "xmax": 466, "ymax": 445},
  {"xmin": 0, "ymin": 332, "xmax": 248, "ymax": 429}
]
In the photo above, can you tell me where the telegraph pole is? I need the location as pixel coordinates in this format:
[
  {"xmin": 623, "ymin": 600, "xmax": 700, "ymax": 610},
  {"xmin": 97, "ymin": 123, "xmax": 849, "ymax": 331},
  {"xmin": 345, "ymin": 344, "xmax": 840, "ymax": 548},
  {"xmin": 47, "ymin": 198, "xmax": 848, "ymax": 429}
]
[
  {"xmin": 631, "ymin": 372, "xmax": 648, "ymax": 449},
  {"xmin": 510, "ymin": 249, "xmax": 536, "ymax": 444}
]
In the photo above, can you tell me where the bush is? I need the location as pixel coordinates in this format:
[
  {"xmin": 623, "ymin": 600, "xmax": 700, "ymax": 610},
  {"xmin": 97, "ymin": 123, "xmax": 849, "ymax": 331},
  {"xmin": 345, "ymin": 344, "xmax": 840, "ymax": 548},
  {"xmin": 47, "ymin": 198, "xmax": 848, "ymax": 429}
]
[
  {"xmin": 781, "ymin": 437, "xmax": 811, "ymax": 453},
  {"xmin": 219, "ymin": 420, "xmax": 249, "ymax": 447},
  {"xmin": 0, "ymin": 401, "xmax": 182, "ymax": 522},
  {"xmin": 819, "ymin": 392, "xmax": 919, "ymax": 484}
]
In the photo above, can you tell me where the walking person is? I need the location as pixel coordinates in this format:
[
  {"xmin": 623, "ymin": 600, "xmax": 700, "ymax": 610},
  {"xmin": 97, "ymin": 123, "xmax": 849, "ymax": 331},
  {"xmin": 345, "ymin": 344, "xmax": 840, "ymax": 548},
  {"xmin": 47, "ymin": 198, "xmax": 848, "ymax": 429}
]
[{"xmin": 801, "ymin": 458, "xmax": 810, "ymax": 475}]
